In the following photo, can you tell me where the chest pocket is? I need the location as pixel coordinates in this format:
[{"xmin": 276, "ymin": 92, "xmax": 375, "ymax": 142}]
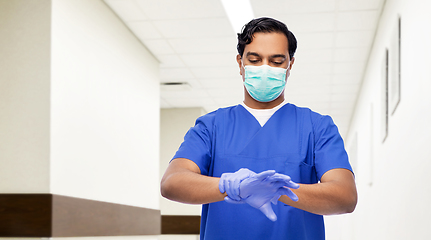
[{"xmin": 284, "ymin": 152, "xmax": 316, "ymax": 184}]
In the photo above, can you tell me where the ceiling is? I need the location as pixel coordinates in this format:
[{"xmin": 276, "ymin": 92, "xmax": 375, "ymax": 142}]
[{"xmin": 104, "ymin": 0, "xmax": 385, "ymax": 137}]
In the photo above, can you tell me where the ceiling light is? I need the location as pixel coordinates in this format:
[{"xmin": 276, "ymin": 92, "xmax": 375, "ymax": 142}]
[
  {"xmin": 221, "ymin": 0, "xmax": 255, "ymax": 34},
  {"xmin": 160, "ymin": 82, "xmax": 192, "ymax": 91}
]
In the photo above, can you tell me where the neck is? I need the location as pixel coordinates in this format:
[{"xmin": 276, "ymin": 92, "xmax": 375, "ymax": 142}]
[{"xmin": 243, "ymin": 92, "xmax": 285, "ymax": 109}]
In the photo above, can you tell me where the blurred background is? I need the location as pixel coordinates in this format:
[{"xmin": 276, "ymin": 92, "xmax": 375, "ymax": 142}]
[{"xmin": 1, "ymin": 0, "xmax": 431, "ymax": 239}]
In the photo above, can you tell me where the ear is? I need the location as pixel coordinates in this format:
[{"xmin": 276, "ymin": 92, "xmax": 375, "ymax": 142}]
[
  {"xmin": 288, "ymin": 57, "xmax": 295, "ymax": 70},
  {"xmin": 286, "ymin": 57, "xmax": 295, "ymax": 78},
  {"xmin": 236, "ymin": 54, "xmax": 243, "ymax": 76}
]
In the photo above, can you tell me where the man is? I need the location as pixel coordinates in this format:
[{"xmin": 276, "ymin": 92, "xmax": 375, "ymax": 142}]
[{"xmin": 161, "ymin": 17, "xmax": 357, "ymax": 240}]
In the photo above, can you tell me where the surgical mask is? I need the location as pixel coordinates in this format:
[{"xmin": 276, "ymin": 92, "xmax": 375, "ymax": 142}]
[{"xmin": 243, "ymin": 64, "xmax": 288, "ymax": 102}]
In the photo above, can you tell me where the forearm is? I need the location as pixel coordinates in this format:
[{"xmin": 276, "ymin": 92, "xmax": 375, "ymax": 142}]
[
  {"xmin": 279, "ymin": 169, "xmax": 357, "ymax": 215},
  {"xmin": 161, "ymin": 159, "xmax": 227, "ymax": 204}
]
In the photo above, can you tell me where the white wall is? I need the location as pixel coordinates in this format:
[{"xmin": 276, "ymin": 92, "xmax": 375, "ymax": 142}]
[
  {"xmin": 0, "ymin": 0, "xmax": 161, "ymax": 208},
  {"xmin": 50, "ymin": 0, "xmax": 160, "ymax": 209},
  {"xmin": 0, "ymin": 0, "xmax": 51, "ymax": 193},
  {"xmin": 160, "ymin": 108, "xmax": 205, "ymax": 215},
  {"xmin": 326, "ymin": 0, "xmax": 431, "ymax": 239}
]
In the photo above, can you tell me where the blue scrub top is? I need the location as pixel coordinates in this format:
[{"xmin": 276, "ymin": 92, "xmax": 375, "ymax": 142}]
[{"xmin": 173, "ymin": 103, "xmax": 352, "ymax": 240}]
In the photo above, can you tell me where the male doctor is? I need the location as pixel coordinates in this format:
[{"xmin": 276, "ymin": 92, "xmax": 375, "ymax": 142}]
[{"xmin": 161, "ymin": 17, "xmax": 357, "ymax": 240}]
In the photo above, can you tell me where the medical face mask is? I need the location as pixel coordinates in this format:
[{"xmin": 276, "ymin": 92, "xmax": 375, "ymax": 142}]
[{"xmin": 243, "ymin": 64, "xmax": 288, "ymax": 102}]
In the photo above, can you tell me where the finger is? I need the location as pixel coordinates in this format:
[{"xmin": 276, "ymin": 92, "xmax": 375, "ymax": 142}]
[
  {"xmin": 227, "ymin": 180, "xmax": 240, "ymax": 201},
  {"xmin": 269, "ymin": 173, "xmax": 291, "ymax": 183},
  {"xmin": 219, "ymin": 178, "xmax": 226, "ymax": 193},
  {"xmin": 278, "ymin": 187, "xmax": 299, "ymax": 202},
  {"xmin": 233, "ymin": 177, "xmax": 241, "ymax": 199},
  {"xmin": 232, "ymin": 179, "xmax": 243, "ymax": 201},
  {"xmin": 224, "ymin": 196, "xmax": 245, "ymax": 204},
  {"xmin": 237, "ymin": 168, "xmax": 252, "ymax": 176},
  {"xmin": 255, "ymin": 170, "xmax": 276, "ymax": 181},
  {"xmin": 284, "ymin": 180, "xmax": 300, "ymax": 189},
  {"xmin": 258, "ymin": 202, "xmax": 277, "ymax": 222},
  {"xmin": 269, "ymin": 174, "xmax": 299, "ymax": 189},
  {"xmin": 269, "ymin": 175, "xmax": 299, "ymax": 189}
]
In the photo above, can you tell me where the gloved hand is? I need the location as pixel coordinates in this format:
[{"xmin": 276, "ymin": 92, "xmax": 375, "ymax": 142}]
[
  {"xmin": 219, "ymin": 169, "xmax": 300, "ymax": 221},
  {"xmin": 235, "ymin": 170, "xmax": 299, "ymax": 221},
  {"xmin": 220, "ymin": 169, "xmax": 300, "ymax": 202},
  {"xmin": 265, "ymin": 173, "xmax": 300, "ymax": 202},
  {"xmin": 219, "ymin": 168, "xmax": 256, "ymax": 201}
]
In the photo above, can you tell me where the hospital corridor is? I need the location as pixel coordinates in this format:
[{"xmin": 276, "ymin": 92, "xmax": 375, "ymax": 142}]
[{"xmin": 1, "ymin": 0, "xmax": 431, "ymax": 239}]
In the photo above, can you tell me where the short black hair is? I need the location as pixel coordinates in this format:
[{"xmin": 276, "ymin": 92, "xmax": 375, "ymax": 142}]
[{"xmin": 237, "ymin": 17, "xmax": 297, "ymax": 59}]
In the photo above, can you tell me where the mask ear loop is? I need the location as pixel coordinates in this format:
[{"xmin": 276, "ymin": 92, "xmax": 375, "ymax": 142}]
[{"xmin": 241, "ymin": 59, "xmax": 249, "ymax": 79}]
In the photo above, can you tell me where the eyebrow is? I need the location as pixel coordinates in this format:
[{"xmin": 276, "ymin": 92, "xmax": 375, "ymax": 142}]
[
  {"xmin": 246, "ymin": 52, "xmax": 287, "ymax": 59},
  {"xmin": 246, "ymin": 52, "xmax": 260, "ymax": 57},
  {"xmin": 270, "ymin": 54, "xmax": 287, "ymax": 59}
]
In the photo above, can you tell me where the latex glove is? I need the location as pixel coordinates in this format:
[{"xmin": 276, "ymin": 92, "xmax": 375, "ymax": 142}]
[
  {"xmin": 219, "ymin": 168, "xmax": 256, "ymax": 201},
  {"xmin": 230, "ymin": 170, "xmax": 300, "ymax": 221},
  {"xmin": 222, "ymin": 171, "xmax": 300, "ymax": 203},
  {"xmin": 268, "ymin": 173, "xmax": 300, "ymax": 202}
]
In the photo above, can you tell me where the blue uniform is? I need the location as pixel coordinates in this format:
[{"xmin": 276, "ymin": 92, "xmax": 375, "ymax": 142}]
[{"xmin": 173, "ymin": 103, "xmax": 352, "ymax": 240}]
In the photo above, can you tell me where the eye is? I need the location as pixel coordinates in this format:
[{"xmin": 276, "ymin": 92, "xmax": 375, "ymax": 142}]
[
  {"xmin": 271, "ymin": 56, "xmax": 286, "ymax": 66},
  {"xmin": 248, "ymin": 59, "xmax": 259, "ymax": 64}
]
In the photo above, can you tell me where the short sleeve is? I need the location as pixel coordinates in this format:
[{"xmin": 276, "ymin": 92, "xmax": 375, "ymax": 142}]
[
  {"xmin": 172, "ymin": 112, "xmax": 216, "ymax": 176},
  {"xmin": 313, "ymin": 115, "xmax": 353, "ymax": 180}
]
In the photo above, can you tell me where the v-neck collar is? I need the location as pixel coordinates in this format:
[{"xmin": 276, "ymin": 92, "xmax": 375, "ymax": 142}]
[{"xmin": 239, "ymin": 100, "xmax": 288, "ymax": 127}]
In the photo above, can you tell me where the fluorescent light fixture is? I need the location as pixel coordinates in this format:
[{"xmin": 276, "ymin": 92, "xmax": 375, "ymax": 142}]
[
  {"xmin": 221, "ymin": 0, "xmax": 255, "ymax": 34},
  {"xmin": 160, "ymin": 82, "xmax": 192, "ymax": 91}
]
